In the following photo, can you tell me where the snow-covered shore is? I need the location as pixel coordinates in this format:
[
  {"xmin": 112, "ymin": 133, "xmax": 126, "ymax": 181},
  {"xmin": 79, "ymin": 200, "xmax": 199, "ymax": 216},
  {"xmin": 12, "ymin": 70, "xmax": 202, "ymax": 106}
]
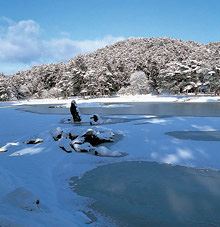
[
  {"xmin": 8, "ymin": 94, "xmax": 220, "ymax": 107},
  {"xmin": 1, "ymin": 96, "xmax": 220, "ymax": 226}
]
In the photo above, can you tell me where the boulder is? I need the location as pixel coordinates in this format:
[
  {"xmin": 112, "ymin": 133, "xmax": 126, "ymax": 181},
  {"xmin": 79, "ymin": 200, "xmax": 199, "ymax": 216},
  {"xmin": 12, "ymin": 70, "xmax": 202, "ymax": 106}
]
[
  {"xmin": 0, "ymin": 142, "xmax": 19, "ymax": 153},
  {"xmin": 95, "ymin": 146, "xmax": 126, "ymax": 157},
  {"xmin": 25, "ymin": 138, "xmax": 43, "ymax": 144},
  {"xmin": 90, "ymin": 114, "xmax": 103, "ymax": 125},
  {"xmin": 71, "ymin": 142, "xmax": 95, "ymax": 153},
  {"xmin": 70, "ymin": 141, "xmax": 125, "ymax": 157},
  {"xmin": 71, "ymin": 136, "xmax": 85, "ymax": 145},
  {"xmin": 0, "ymin": 146, "xmax": 7, "ymax": 152},
  {"xmin": 82, "ymin": 129, "xmax": 114, "ymax": 146},
  {"xmin": 51, "ymin": 127, "xmax": 63, "ymax": 141},
  {"xmin": 68, "ymin": 131, "xmax": 78, "ymax": 140},
  {"xmin": 58, "ymin": 137, "xmax": 73, "ymax": 153}
]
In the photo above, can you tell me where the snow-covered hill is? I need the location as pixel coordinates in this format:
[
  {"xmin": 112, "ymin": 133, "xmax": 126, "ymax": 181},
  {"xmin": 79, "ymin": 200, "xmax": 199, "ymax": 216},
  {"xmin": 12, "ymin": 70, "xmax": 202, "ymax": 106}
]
[{"xmin": 1, "ymin": 37, "xmax": 220, "ymax": 101}]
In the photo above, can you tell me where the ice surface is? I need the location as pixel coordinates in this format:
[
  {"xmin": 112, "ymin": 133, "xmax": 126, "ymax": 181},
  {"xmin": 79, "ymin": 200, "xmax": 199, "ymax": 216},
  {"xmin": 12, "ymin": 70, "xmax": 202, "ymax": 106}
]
[
  {"xmin": 2, "ymin": 96, "xmax": 220, "ymax": 226},
  {"xmin": 74, "ymin": 161, "xmax": 220, "ymax": 226}
]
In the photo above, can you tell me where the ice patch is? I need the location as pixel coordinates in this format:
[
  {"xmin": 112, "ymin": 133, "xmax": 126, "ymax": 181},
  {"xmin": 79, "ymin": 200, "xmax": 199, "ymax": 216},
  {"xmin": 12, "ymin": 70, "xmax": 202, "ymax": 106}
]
[
  {"xmin": 10, "ymin": 147, "xmax": 44, "ymax": 156},
  {"xmin": 2, "ymin": 187, "xmax": 40, "ymax": 212}
]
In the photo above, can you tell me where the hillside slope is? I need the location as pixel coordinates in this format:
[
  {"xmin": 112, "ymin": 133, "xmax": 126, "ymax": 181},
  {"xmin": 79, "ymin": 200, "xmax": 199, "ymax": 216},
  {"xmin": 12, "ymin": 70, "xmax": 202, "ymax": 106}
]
[{"xmin": 1, "ymin": 38, "xmax": 220, "ymax": 100}]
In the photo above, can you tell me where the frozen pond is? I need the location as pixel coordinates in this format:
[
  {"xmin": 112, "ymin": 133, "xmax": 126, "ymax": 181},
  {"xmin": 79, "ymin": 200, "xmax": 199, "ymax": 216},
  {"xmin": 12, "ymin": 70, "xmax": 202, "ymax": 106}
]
[
  {"xmin": 17, "ymin": 101, "xmax": 220, "ymax": 117},
  {"xmin": 73, "ymin": 161, "xmax": 220, "ymax": 227},
  {"xmin": 2, "ymin": 101, "xmax": 220, "ymax": 226}
]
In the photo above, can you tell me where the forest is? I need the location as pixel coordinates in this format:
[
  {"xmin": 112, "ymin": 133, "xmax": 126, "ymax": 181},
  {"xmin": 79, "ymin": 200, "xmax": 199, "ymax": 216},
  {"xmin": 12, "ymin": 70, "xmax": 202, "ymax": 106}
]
[{"xmin": 1, "ymin": 37, "xmax": 220, "ymax": 101}]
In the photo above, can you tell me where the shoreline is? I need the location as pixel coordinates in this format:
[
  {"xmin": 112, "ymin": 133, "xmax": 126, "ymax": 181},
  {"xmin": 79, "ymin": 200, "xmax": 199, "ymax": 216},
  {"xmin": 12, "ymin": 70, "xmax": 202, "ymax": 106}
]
[{"xmin": 1, "ymin": 94, "xmax": 220, "ymax": 107}]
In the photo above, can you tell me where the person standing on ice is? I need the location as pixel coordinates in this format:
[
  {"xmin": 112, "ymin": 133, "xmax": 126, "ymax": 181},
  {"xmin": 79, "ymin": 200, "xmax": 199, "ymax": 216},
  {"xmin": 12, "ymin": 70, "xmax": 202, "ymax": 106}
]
[{"xmin": 70, "ymin": 100, "xmax": 81, "ymax": 123}]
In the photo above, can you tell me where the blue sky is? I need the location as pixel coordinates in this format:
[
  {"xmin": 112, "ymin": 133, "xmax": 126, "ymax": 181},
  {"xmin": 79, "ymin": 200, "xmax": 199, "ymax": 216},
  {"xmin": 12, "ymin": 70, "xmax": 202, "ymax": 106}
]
[{"xmin": 0, "ymin": 0, "xmax": 220, "ymax": 74}]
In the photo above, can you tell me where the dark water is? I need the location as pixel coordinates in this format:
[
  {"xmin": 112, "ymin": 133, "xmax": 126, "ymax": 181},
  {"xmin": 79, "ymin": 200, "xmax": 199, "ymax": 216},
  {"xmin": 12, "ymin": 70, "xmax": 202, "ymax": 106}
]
[
  {"xmin": 166, "ymin": 131, "xmax": 220, "ymax": 141},
  {"xmin": 73, "ymin": 161, "xmax": 220, "ymax": 227},
  {"xmin": 18, "ymin": 102, "xmax": 220, "ymax": 117}
]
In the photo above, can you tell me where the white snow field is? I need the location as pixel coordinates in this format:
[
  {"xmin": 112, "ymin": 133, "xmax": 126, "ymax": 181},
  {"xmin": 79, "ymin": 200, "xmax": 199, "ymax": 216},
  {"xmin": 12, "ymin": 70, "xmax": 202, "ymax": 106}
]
[{"xmin": 1, "ymin": 95, "xmax": 220, "ymax": 226}]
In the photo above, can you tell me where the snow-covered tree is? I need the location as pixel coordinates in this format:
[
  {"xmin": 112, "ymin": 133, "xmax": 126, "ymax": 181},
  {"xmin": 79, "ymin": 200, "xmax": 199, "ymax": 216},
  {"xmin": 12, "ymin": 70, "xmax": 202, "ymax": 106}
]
[
  {"xmin": 0, "ymin": 74, "xmax": 10, "ymax": 101},
  {"xmin": 118, "ymin": 71, "xmax": 150, "ymax": 95},
  {"xmin": 3, "ymin": 37, "xmax": 220, "ymax": 100}
]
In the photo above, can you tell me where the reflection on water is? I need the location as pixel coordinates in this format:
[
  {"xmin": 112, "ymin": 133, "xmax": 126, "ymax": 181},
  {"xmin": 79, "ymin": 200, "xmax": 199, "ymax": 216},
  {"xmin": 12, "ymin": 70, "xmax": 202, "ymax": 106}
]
[
  {"xmin": 73, "ymin": 161, "xmax": 220, "ymax": 227},
  {"xmin": 18, "ymin": 102, "xmax": 220, "ymax": 117},
  {"xmin": 166, "ymin": 131, "xmax": 220, "ymax": 141},
  {"xmin": 82, "ymin": 102, "xmax": 220, "ymax": 117}
]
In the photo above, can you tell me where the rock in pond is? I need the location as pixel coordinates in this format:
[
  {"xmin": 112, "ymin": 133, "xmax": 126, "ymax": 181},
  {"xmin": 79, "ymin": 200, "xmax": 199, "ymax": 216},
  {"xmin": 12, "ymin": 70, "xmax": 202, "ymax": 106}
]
[
  {"xmin": 58, "ymin": 137, "xmax": 73, "ymax": 153},
  {"xmin": 25, "ymin": 138, "xmax": 43, "ymax": 144},
  {"xmin": 51, "ymin": 127, "xmax": 63, "ymax": 141},
  {"xmin": 82, "ymin": 129, "xmax": 114, "ymax": 146},
  {"xmin": 70, "ymin": 100, "xmax": 81, "ymax": 123}
]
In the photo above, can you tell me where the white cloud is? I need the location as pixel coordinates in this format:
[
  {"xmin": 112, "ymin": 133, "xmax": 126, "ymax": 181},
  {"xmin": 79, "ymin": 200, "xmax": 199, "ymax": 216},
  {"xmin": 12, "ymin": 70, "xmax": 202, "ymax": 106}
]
[
  {"xmin": 0, "ymin": 19, "xmax": 42, "ymax": 63},
  {"xmin": 0, "ymin": 18, "xmax": 124, "ymax": 74}
]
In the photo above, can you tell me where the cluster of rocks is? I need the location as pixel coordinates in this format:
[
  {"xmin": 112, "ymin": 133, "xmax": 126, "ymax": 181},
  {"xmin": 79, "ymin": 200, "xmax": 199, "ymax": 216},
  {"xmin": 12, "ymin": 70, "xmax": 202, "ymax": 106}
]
[
  {"xmin": 0, "ymin": 138, "xmax": 43, "ymax": 153},
  {"xmin": 51, "ymin": 127, "xmax": 125, "ymax": 157}
]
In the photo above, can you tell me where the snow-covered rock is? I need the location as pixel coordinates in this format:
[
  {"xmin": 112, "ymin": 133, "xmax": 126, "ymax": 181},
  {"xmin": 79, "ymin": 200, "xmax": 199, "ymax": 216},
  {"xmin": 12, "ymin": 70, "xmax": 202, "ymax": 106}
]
[
  {"xmin": 94, "ymin": 129, "xmax": 115, "ymax": 141},
  {"xmin": 58, "ymin": 137, "xmax": 73, "ymax": 153},
  {"xmin": 71, "ymin": 142, "xmax": 95, "ymax": 153},
  {"xmin": 50, "ymin": 127, "xmax": 63, "ymax": 141},
  {"xmin": 0, "ymin": 147, "xmax": 7, "ymax": 153},
  {"xmin": 82, "ymin": 128, "xmax": 114, "ymax": 146},
  {"xmin": 70, "ymin": 100, "xmax": 81, "ymax": 122},
  {"xmin": 67, "ymin": 130, "xmax": 78, "ymax": 140},
  {"xmin": 71, "ymin": 136, "xmax": 85, "ymax": 145},
  {"xmin": 70, "ymin": 142, "xmax": 124, "ymax": 157},
  {"xmin": 89, "ymin": 114, "xmax": 103, "ymax": 125},
  {"xmin": 25, "ymin": 138, "xmax": 43, "ymax": 144},
  {"xmin": 95, "ymin": 146, "xmax": 126, "ymax": 157},
  {"xmin": 0, "ymin": 142, "xmax": 19, "ymax": 153}
]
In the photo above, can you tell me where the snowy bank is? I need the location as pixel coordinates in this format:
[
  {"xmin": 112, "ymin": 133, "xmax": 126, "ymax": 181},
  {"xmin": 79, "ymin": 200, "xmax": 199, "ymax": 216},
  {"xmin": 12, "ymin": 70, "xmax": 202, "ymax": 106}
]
[{"xmin": 8, "ymin": 94, "xmax": 220, "ymax": 108}]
